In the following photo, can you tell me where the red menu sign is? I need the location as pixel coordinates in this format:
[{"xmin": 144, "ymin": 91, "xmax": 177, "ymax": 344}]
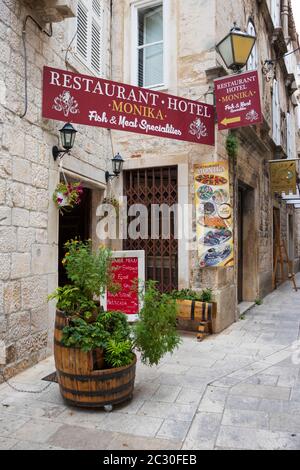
[
  {"xmin": 42, "ymin": 66, "xmax": 215, "ymax": 146},
  {"xmin": 215, "ymin": 70, "xmax": 262, "ymax": 130},
  {"xmin": 107, "ymin": 257, "xmax": 139, "ymax": 316}
]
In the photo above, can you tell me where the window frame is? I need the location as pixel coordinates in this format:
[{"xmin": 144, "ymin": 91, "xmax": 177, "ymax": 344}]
[
  {"xmin": 271, "ymin": 0, "xmax": 281, "ymax": 28},
  {"xmin": 272, "ymin": 78, "xmax": 281, "ymax": 146},
  {"xmin": 75, "ymin": 0, "xmax": 104, "ymax": 76},
  {"xmin": 246, "ymin": 20, "xmax": 258, "ymax": 71},
  {"xmin": 131, "ymin": 0, "xmax": 168, "ymax": 90},
  {"xmin": 286, "ymin": 111, "xmax": 296, "ymax": 159}
]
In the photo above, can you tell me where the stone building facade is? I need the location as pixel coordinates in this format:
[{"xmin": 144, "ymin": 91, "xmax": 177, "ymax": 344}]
[
  {"xmin": 110, "ymin": 0, "xmax": 300, "ymax": 332},
  {"xmin": 0, "ymin": 0, "xmax": 113, "ymax": 379},
  {"xmin": 0, "ymin": 0, "xmax": 299, "ymax": 380}
]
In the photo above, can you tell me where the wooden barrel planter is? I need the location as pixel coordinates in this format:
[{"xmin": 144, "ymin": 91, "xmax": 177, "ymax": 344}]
[
  {"xmin": 176, "ymin": 300, "xmax": 217, "ymax": 340},
  {"xmin": 54, "ymin": 310, "xmax": 137, "ymax": 409}
]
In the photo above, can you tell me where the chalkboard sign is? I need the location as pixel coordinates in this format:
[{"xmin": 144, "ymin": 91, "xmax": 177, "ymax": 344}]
[{"xmin": 104, "ymin": 251, "xmax": 145, "ymax": 322}]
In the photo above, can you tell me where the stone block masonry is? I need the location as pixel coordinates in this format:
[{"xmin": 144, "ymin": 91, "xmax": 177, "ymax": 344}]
[{"xmin": 0, "ymin": 0, "xmax": 112, "ymax": 380}]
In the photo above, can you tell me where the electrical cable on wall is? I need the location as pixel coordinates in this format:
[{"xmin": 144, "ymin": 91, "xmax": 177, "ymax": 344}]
[
  {"xmin": 265, "ymin": 45, "xmax": 300, "ymax": 65},
  {"xmin": 108, "ymin": 0, "xmax": 119, "ymax": 185},
  {"xmin": 65, "ymin": 28, "xmax": 78, "ymax": 70},
  {"xmin": 262, "ymin": 45, "xmax": 300, "ymax": 80},
  {"xmin": 20, "ymin": 15, "xmax": 53, "ymax": 119}
]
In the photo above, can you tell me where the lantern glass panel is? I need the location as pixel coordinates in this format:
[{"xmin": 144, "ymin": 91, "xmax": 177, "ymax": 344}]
[
  {"xmin": 216, "ymin": 34, "xmax": 234, "ymax": 69},
  {"xmin": 113, "ymin": 159, "xmax": 121, "ymax": 175},
  {"xmin": 60, "ymin": 124, "xmax": 77, "ymax": 150},
  {"xmin": 232, "ymin": 34, "xmax": 256, "ymax": 66}
]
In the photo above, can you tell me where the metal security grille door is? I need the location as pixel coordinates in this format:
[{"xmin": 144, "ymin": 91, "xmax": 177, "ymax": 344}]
[{"xmin": 124, "ymin": 167, "xmax": 178, "ymax": 292}]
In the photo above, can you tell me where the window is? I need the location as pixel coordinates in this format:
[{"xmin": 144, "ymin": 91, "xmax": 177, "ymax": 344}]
[
  {"xmin": 286, "ymin": 112, "xmax": 295, "ymax": 159},
  {"xmin": 297, "ymin": 104, "xmax": 300, "ymax": 130},
  {"xmin": 135, "ymin": 2, "xmax": 164, "ymax": 89},
  {"xmin": 76, "ymin": 0, "xmax": 103, "ymax": 75},
  {"xmin": 284, "ymin": 43, "xmax": 294, "ymax": 75},
  {"xmin": 246, "ymin": 21, "xmax": 258, "ymax": 70},
  {"xmin": 271, "ymin": 0, "xmax": 281, "ymax": 28},
  {"xmin": 272, "ymin": 79, "xmax": 281, "ymax": 146}
]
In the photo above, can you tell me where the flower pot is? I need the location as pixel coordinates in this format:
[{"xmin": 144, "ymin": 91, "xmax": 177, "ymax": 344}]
[{"xmin": 54, "ymin": 310, "xmax": 136, "ymax": 409}]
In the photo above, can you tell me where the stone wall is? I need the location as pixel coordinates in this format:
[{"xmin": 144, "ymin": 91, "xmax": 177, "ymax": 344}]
[{"xmin": 0, "ymin": 0, "xmax": 112, "ymax": 379}]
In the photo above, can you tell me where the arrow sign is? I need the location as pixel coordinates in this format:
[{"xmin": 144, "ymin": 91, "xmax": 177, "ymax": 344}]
[
  {"xmin": 215, "ymin": 70, "xmax": 263, "ymax": 131},
  {"xmin": 220, "ymin": 116, "xmax": 241, "ymax": 126}
]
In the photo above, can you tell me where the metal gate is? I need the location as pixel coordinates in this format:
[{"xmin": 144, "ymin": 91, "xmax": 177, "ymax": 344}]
[{"xmin": 124, "ymin": 166, "xmax": 178, "ymax": 292}]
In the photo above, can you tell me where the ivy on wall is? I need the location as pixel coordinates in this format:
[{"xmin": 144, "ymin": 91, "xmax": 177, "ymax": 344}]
[{"xmin": 226, "ymin": 133, "xmax": 239, "ymax": 159}]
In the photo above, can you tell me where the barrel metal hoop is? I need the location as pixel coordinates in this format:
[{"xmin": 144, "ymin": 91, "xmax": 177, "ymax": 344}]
[
  {"xmin": 63, "ymin": 394, "xmax": 133, "ymax": 408},
  {"xmin": 190, "ymin": 301, "xmax": 195, "ymax": 321},
  {"xmin": 59, "ymin": 379, "xmax": 135, "ymax": 397},
  {"xmin": 57, "ymin": 367, "xmax": 135, "ymax": 383}
]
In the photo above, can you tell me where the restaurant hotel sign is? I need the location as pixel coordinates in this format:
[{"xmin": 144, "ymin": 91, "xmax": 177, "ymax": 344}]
[
  {"xmin": 215, "ymin": 70, "xmax": 262, "ymax": 131},
  {"xmin": 42, "ymin": 66, "xmax": 215, "ymax": 146}
]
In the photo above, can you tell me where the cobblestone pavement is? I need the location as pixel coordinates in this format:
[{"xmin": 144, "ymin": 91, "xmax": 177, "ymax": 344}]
[{"xmin": 1, "ymin": 278, "xmax": 300, "ymax": 450}]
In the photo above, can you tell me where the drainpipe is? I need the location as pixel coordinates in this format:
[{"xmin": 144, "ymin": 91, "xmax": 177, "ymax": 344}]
[{"xmin": 282, "ymin": 0, "xmax": 290, "ymax": 44}]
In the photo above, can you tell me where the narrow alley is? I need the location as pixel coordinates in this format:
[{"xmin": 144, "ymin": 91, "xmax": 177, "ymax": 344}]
[{"xmin": 0, "ymin": 277, "xmax": 300, "ymax": 451}]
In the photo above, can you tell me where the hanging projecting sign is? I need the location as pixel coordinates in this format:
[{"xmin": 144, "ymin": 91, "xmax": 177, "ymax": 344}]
[
  {"xmin": 215, "ymin": 70, "xmax": 263, "ymax": 130},
  {"xmin": 195, "ymin": 161, "xmax": 234, "ymax": 268},
  {"xmin": 42, "ymin": 66, "xmax": 215, "ymax": 146},
  {"xmin": 270, "ymin": 160, "xmax": 297, "ymax": 195}
]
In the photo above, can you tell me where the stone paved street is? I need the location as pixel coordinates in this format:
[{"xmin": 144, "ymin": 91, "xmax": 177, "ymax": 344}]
[{"xmin": 0, "ymin": 277, "xmax": 300, "ymax": 450}]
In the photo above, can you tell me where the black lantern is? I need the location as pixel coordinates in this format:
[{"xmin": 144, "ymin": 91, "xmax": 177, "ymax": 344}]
[
  {"xmin": 216, "ymin": 23, "xmax": 257, "ymax": 72},
  {"xmin": 105, "ymin": 153, "xmax": 124, "ymax": 183},
  {"xmin": 52, "ymin": 122, "xmax": 77, "ymax": 161}
]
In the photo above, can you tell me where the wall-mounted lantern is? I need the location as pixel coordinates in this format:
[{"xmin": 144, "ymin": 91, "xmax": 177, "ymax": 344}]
[
  {"xmin": 52, "ymin": 122, "xmax": 77, "ymax": 161},
  {"xmin": 105, "ymin": 153, "xmax": 124, "ymax": 183},
  {"xmin": 216, "ymin": 23, "xmax": 257, "ymax": 72}
]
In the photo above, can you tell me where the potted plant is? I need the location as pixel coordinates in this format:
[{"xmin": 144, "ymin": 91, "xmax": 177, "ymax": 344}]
[
  {"xmin": 48, "ymin": 240, "xmax": 180, "ymax": 410},
  {"xmin": 171, "ymin": 288, "xmax": 217, "ymax": 339},
  {"xmin": 53, "ymin": 182, "xmax": 84, "ymax": 213}
]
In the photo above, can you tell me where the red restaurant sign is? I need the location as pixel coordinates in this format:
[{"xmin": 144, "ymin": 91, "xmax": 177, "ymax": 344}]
[
  {"xmin": 42, "ymin": 66, "xmax": 215, "ymax": 146},
  {"xmin": 106, "ymin": 257, "xmax": 139, "ymax": 317},
  {"xmin": 215, "ymin": 70, "xmax": 262, "ymax": 131}
]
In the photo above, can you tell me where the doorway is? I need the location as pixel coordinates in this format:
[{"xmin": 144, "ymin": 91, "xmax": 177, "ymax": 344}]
[
  {"xmin": 237, "ymin": 182, "xmax": 256, "ymax": 302},
  {"xmin": 58, "ymin": 188, "xmax": 91, "ymax": 286},
  {"xmin": 123, "ymin": 166, "xmax": 178, "ymax": 292},
  {"xmin": 237, "ymin": 188, "xmax": 244, "ymax": 303},
  {"xmin": 288, "ymin": 214, "xmax": 294, "ymax": 263}
]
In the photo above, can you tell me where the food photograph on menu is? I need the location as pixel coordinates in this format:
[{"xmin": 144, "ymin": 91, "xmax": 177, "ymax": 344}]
[{"xmin": 195, "ymin": 161, "xmax": 234, "ymax": 268}]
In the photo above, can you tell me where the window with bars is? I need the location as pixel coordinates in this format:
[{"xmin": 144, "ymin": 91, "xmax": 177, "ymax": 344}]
[
  {"xmin": 137, "ymin": 3, "xmax": 164, "ymax": 88},
  {"xmin": 246, "ymin": 21, "xmax": 258, "ymax": 71},
  {"xmin": 76, "ymin": 0, "xmax": 103, "ymax": 75}
]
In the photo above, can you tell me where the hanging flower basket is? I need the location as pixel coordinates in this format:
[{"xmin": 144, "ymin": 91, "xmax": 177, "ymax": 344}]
[
  {"xmin": 53, "ymin": 182, "xmax": 83, "ymax": 213},
  {"xmin": 103, "ymin": 195, "xmax": 120, "ymax": 211}
]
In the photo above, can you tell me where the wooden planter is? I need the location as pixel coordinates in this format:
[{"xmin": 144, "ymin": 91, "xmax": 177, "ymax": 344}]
[
  {"xmin": 176, "ymin": 300, "xmax": 217, "ymax": 339},
  {"xmin": 54, "ymin": 310, "xmax": 136, "ymax": 409}
]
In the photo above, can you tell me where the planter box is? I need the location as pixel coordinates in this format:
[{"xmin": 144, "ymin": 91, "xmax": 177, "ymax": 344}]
[{"xmin": 176, "ymin": 300, "xmax": 217, "ymax": 339}]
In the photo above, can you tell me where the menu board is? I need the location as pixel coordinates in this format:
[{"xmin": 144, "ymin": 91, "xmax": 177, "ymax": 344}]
[
  {"xmin": 104, "ymin": 251, "xmax": 145, "ymax": 321},
  {"xmin": 107, "ymin": 257, "xmax": 139, "ymax": 317},
  {"xmin": 194, "ymin": 161, "xmax": 234, "ymax": 268}
]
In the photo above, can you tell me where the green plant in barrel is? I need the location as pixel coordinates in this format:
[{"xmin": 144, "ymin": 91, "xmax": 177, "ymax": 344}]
[{"xmin": 49, "ymin": 240, "xmax": 180, "ymax": 368}]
